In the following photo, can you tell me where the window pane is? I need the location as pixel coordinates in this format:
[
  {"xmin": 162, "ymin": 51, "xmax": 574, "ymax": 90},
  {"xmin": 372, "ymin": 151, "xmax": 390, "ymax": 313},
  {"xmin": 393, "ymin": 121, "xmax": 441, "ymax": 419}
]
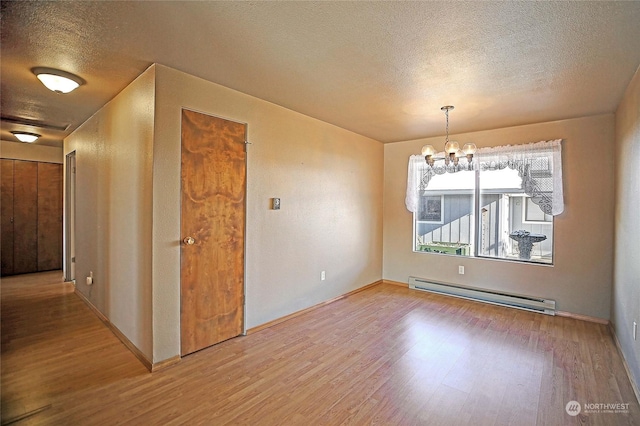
[
  {"xmin": 414, "ymin": 170, "xmax": 475, "ymax": 256},
  {"xmin": 524, "ymin": 198, "xmax": 552, "ymax": 223},
  {"xmin": 478, "ymin": 168, "xmax": 553, "ymax": 264}
]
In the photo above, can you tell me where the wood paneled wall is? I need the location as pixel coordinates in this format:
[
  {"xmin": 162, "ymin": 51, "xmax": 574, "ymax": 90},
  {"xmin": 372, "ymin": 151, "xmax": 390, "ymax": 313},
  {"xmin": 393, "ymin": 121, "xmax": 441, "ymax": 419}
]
[{"xmin": 1, "ymin": 159, "xmax": 62, "ymax": 276}]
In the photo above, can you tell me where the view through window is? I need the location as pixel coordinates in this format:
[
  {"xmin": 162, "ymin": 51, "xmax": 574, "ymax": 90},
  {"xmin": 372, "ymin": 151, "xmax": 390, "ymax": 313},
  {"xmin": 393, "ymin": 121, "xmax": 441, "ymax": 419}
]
[{"xmin": 414, "ymin": 168, "xmax": 553, "ymax": 263}]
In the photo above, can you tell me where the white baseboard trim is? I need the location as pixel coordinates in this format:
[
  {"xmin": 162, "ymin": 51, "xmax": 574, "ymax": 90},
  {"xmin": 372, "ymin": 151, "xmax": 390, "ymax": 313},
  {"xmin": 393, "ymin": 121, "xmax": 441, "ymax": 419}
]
[
  {"xmin": 247, "ymin": 280, "xmax": 383, "ymax": 334},
  {"xmin": 556, "ymin": 310, "xmax": 609, "ymax": 324},
  {"xmin": 73, "ymin": 289, "xmax": 178, "ymax": 372},
  {"xmin": 609, "ymin": 323, "xmax": 640, "ymax": 405}
]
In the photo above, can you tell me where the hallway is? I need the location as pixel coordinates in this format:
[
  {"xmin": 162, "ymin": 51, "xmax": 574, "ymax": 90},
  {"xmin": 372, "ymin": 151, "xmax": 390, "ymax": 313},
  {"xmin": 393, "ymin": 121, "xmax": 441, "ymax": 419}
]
[{"xmin": 1, "ymin": 271, "xmax": 147, "ymax": 424}]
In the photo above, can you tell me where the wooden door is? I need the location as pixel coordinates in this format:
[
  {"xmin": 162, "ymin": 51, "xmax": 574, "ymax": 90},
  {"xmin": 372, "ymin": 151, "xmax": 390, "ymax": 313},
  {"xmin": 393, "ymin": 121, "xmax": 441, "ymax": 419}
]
[
  {"xmin": 1, "ymin": 159, "xmax": 15, "ymax": 275},
  {"xmin": 180, "ymin": 109, "xmax": 246, "ymax": 356},
  {"xmin": 1, "ymin": 160, "xmax": 63, "ymax": 276},
  {"xmin": 37, "ymin": 163, "xmax": 63, "ymax": 271},
  {"xmin": 13, "ymin": 161, "xmax": 38, "ymax": 274}
]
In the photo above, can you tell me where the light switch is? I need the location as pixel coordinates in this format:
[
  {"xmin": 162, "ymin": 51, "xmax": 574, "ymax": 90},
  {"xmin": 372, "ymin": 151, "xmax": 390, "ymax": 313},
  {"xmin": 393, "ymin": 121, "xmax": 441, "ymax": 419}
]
[{"xmin": 272, "ymin": 198, "xmax": 281, "ymax": 210}]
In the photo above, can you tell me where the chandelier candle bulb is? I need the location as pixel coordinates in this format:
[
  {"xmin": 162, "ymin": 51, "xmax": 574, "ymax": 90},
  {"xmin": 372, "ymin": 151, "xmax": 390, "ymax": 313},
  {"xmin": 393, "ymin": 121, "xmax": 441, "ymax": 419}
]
[
  {"xmin": 422, "ymin": 144, "xmax": 437, "ymax": 167},
  {"xmin": 463, "ymin": 143, "xmax": 477, "ymax": 168},
  {"xmin": 421, "ymin": 145, "xmax": 436, "ymax": 157},
  {"xmin": 444, "ymin": 141, "xmax": 459, "ymax": 154},
  {"xmin": 463, "ymin": 143, "xmax": 477, "ymax": 155}
]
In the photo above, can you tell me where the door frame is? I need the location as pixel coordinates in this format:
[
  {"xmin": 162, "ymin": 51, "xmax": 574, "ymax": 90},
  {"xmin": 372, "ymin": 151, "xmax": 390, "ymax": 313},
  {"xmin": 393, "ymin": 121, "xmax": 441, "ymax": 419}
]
[{"xmin": 64, "ymin": 151, "xmax": 76, "ymax": 282}]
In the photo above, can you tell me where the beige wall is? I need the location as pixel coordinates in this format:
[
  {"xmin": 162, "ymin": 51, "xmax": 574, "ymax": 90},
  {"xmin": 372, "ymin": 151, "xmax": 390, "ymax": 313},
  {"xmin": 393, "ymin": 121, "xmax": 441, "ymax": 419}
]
[
  {"xmin": 152, "ymin": 65, "xmax": 384, "ymax": 362},
  {"xmin": 613, "ymin": 67, "xmax": 640, "ymax": 391},
  {"xmin": 65, "ymin": 63, "xmax": 383, "ymax": 364},
  {"xmin": 384, "ymin": 114, "xmax": 615, "ymax": 319},
  {"xmin": 64, "ymin": 66, "xmax": 155, "ymax": 360},
  {"xmin": 1, "ymin": 140, "xmax": 63, "ymax": 163}
]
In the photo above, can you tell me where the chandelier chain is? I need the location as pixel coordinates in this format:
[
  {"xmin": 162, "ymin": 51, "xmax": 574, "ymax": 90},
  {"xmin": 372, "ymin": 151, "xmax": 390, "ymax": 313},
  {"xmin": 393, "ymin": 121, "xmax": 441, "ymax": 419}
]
[{"xmin": 445, "ymin": 108, "xmax": 449, "ymax": 144}]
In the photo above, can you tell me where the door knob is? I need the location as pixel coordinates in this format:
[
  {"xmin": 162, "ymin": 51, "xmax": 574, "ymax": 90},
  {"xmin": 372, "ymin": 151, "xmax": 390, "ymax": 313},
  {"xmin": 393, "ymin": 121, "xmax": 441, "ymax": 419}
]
[{"xmin": 183, "ymin": 236, "xmax": 195, "ymax": 245}]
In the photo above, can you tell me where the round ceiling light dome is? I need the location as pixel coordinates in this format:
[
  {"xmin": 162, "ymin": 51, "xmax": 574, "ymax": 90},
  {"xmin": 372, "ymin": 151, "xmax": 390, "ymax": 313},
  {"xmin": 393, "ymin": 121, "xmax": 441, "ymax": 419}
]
[
  {"xmin": 31, "ymin": 67, "xmax": 85, "ymax": 94},
  {"xmin": 11, "ymin": 131, "xmax": 41, "ymax": 143}
]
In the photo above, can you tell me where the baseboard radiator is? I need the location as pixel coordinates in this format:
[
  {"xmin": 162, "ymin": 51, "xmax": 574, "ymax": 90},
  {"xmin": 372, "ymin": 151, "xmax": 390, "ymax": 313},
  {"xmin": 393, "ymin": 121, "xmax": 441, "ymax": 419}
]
[{"xmin": 408, "ymin": 276, "xmax": 556, "ymax": 315}]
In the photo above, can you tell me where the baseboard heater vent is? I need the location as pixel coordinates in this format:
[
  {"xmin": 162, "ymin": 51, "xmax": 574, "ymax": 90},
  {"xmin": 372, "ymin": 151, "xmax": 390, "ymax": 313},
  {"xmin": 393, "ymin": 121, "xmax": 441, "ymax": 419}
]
[{"xmin": 408, "ymin": 276, "xmax": 556, "ymax": 315}]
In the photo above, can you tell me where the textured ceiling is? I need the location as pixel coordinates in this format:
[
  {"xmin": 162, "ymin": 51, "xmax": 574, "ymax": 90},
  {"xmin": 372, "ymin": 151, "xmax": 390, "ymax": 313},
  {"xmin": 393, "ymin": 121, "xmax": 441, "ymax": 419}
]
[{"xmin": 1, "ymin": 1, "xmax": 640, "ymax": 147}]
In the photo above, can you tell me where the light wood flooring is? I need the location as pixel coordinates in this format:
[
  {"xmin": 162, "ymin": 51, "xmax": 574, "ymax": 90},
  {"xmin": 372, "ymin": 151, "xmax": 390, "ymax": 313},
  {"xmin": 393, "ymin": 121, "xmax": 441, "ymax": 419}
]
[{"xmin": 1, "ymin": 271, "xmax": 638, "ymax": 425}]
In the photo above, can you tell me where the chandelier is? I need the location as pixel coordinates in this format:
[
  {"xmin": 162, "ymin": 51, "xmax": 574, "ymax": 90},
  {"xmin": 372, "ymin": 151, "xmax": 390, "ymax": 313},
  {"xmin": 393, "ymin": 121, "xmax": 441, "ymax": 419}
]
[{"xmin": 421, "ymin": 106, "xmax": 476, "ymax": 172}]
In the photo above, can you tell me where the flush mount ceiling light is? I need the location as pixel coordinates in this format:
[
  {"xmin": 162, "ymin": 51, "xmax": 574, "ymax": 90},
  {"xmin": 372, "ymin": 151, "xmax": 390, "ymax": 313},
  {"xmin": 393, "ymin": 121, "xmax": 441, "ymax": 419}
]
[
  {"xmin": 420, "ymin": 106, "xmax": 477, "ymax": 172},
  {"xmin": 31, "ymin": 67, "xmax": 85, "ymax": 94},
  {"xmin": 11, "ymin": 131, "xmax": 41, "ymax": 143}
]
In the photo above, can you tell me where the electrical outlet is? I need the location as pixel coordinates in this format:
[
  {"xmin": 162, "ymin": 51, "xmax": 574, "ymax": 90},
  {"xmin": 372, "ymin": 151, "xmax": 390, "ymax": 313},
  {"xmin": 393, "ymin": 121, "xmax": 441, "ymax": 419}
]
[
  {"xmin": 634, "ymin": 321, "xmax": 637, "ymax": 341},
  {"xmin": 458, "ymin": 266, "xmax": 465, "ymax": 275},
  {"xmin": 86, "ymin": 271, "xmax": 94, "ymax": 286},
  {"xmin": 321, "ymin": 271, "xmax": 326, "ymax": 281}
]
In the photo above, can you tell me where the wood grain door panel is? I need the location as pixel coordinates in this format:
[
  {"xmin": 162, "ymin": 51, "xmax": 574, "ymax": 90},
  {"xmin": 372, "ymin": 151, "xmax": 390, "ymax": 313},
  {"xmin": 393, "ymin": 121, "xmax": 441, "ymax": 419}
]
[
  {"xmin": 1, "ymin": 160, "xmax": 15, "ymax": 275},
  {"xmin": 13, "ymin": 161, "xmax": 38, "ymax": 274},
  {"xmin": 37, "ymin": 163, "xmax": 63, "ymax": 271},
  {"xmin": 180, "ymin": 110, "xmax": 246, "ymax": 356}
]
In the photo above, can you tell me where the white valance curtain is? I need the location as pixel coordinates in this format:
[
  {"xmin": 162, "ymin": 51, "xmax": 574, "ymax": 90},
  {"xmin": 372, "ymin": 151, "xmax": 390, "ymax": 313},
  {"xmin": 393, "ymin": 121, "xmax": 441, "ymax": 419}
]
[{"xmin": 405, "ymin": 139, "xmax": 564, "ymax": 215}]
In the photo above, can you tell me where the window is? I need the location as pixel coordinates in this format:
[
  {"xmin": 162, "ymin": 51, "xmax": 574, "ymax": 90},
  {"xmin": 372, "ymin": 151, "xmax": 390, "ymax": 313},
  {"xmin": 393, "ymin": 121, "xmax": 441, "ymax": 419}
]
[{"xmin": 406, "ymin": 139, "xmax": 562, "ymax": 265}]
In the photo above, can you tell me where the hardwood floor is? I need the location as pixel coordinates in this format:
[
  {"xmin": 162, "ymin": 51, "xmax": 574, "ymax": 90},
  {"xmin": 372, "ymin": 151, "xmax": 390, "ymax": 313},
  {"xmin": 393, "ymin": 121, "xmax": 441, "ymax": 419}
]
[{"xmin": 1, "ymin": 272, "xmax": 638, "ymax": 425}]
